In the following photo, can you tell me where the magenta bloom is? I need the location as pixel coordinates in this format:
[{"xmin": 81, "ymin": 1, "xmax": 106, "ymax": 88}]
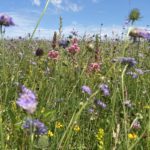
[
  {"xmin": 81, "ymin": 85, "xmax": 92, "ymax": 95},
  {"xmin": 68, "ymin": 43, "xmax": 80, "ymax": 54},
  {"xmin": 88, "ymin": 62, "xmax": 100, "ymax": 72},
  {"xmin": 16, "ymin": 85, "xmax": 38, "ymax": 114},
  {"xmin": 0, "ymin": 14, "xmax": 15, "ymax": 27},
  {"xmin": 48, "ymin": 50, "xmax": 59, "ymax": 60}
]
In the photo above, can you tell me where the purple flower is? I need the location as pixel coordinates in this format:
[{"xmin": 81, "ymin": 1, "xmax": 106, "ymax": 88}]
[
  {"xmin": 94, "ymin": 99, "xmax": 106, "ymax": 109},
  {"xmin": 59, "ymin": 40, "xmax": 70, "ymax": 48},
  {"xmin": 126, "ymin": 72, "xmax": 138, "ymax": 78},
  {"xmin": 135, "ymin": 68, "xmax": 144, "ymax": 75},
  {"xmin": 99, "ymin": 84, "xmax": 110, "ymax": 96},
  {"xmin": 0, "ymin": 14, "xmax": 15, "ymax": 27},
  {"xmin": 81, "ymin": 85, "xmax": 92, "ymax": 95},
  {"xmin": 16, "ymin": 85, "xmax": 38, "ymax": 114},
  {"xmin": 113, "ymin": 57, "xmax": 137, "ymax": 67},
  {"xmin": 23, "ymin": 119, "xmax": 47, "ymax": 135},
  {"xmin": 71, "ymin": 29, "xmax": 78, "ymax": 36}
]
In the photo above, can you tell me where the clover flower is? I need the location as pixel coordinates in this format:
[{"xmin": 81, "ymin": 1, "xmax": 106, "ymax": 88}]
[
  {"xmin": 0, "ymin": 13, "xmax": 15, "ymax": 27},
  {"xmin": 68, "ymin": 43, "xmax": 80, "ymax": 54},
  {"xmin": 16, "ymin": 85, "xmax": 38, "ymax": 114},
  {"xmin": 81, "ymin": 85, "xmax": 92, "ymax": 95},
  {"xmin": 132, "ymin": 120, "xmax": 141, "ymax": 129},
  {"xmin": 99, "ymin": 84, "xmax": 110, "ymax": 96},
  {"xmin": 23, "ymin": 119, "xmax": 47, "ymax": 135},
  {"xmin": 55, "ymin": 122, "xmax": 63, "ymax": 129},
  {"xmin": 88, "ymin": 62, "xmax": 100, "ymax": 72},
  {"xmin": 48, "ymin": 50, "xmax": 59, "ymax": 60}
]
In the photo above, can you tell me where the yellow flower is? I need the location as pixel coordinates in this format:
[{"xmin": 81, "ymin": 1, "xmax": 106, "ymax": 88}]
[
  {"xmin": 96, "ymin": 128, "xmax": 104, "ymax": 150},
  {"xmin": 73, "ymin": 125, "xmax": 80, "ymax": 132},
  {"xmin": 48, "ymin": 130, "xmax": 54, "ymax": 137},
  {"xmin": 143, "ymin": 105, "xmax": 150, "ymax": 109},
  {"xmin": 55, "ymin": 121, "xmax": 63, "ymax": 129},
  {"xmin": 128, "ymin": 133, "xmax": 138, "ymax": 139}
]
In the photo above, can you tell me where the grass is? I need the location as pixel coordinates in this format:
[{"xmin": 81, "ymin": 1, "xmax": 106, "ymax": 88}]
[{"xmin": 0, "ymin": 38, "xmax": 150, "ymax": 149}]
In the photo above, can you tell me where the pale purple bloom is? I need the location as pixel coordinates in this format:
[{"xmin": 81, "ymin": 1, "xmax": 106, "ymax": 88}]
[
  {"xmin": 135, "ymin": 68, "xmax": 144, "ymax": 75},
  {"xmin": 0, "ymin": 14, "xmax": 15, "ymax": 26},
  {"xmin": 23, "ymin": 119, "xmax": 47, "ymax": 135},
  {"xmin": 88, "ymin": 108, "xmax": 94, "ymax": 113},
  {"xmin": 94, "ymin": 99, "xmax": 106, "ymax": 109},
  {"xmin": 99, "ymin": 84, "xmax": 110, "ymax": 96},
  {"xmin": 81, "ymin": 85, "xmax": 92, "ymax": 95},
  {"xmin": 59, "ymin": 40, "xmax": 70, "ymax": 48},
  {"xmin": 16, "ymin": 85, "xmax": 38, "ymax": 114},
  {"xmin": 113, "ymin": 57, "xmax": 137, "ymax": 67},
  {"xmin": 126, "ymin": 72, "xmax": 138, "ymax": 78}
]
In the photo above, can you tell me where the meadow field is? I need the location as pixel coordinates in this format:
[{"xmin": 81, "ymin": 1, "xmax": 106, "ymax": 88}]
[{"xmin": 0, "ymin": 34, "xmax": 150, "ymax": 149}]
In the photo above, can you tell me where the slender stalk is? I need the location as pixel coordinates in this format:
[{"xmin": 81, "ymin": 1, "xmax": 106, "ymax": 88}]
[{"xmin": 29, "ymin": 0, "xmax": 50, "ymax": 41}]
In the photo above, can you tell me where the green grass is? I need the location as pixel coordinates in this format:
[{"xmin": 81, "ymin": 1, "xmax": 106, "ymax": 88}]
[{"xmin": 0, "ymin": 37, "xmax": 150, "ymax": 149}]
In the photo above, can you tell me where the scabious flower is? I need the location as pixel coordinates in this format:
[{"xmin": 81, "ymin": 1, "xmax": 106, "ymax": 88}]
[
  {"xmin": 88, "ymin": 62, "xmax": 100, "ymax": 72},
  {"xmin": 48, "ymin": 50, "xmax": 59, "ymax": 60},
  {"xmin": 113, "ymin": 57, "xmax": 137, "ymax": 67},
  {"xmin": 59, "ymin": 39, "xmax": 70, "ymax": 48},
  {"xmin": 16, "ymin": 85, "xmax": 38, "ymax": 114},
  {"xmin": 0, "ymin": 13, "xmax": 15, "ymax": 27},
  {"xmin": 94, "ymin": 99, "xmax": 106, "ymax": 109},
  {"xmin": 99, "ymin": 84, "xmax": 110, "ymax": 96},
  {"xmin": 81, "ymin": 85, "xmax": 92, "ymax": 95},
  {"xmin": 23, "ymin": 119, "xmax": 47, "ymax": 135}
]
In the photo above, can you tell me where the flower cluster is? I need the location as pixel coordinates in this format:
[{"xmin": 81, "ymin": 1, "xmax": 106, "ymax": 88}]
[
  {"xmin": 96, "ymin": 128, "xmax": 104, "ymax": 150},
  {"xmin": 16, "ymin": 85, "xmax": 38, "ymax": 114},
  {"xmin": 23, "ymin": 118, "xmax": 47, "ymax": 135},
  {"xmin": 59, "ymin": 39, "xmax": 70, "ymax": 48},
  {"xmin": 113, "ymin": 57, "xmax": 137, "ymax": 67},
  {"xmin": 81, "ymin": 85, "xmax": 92, "ymax": 95},
  {"xmin": 88, "ymin": 62, "xmax": 100, "ymax": 72},
  {"xmin": 0, "ymin": 13, "xmax": 15, "ymax": 27},
  {"xmin": 99, "ymin": 84, "xmax": 110, "ymax": 96},
  {"xmin": 48, "ymin": 50, "xmax": 59, "ymax": 60},
  {"xmin": 67, "ymin": 38, "xmax": 80, "ymax": 55},
  {"xmin": 94, "ymin": 99, "xmax": 106, "ymax": 109}
]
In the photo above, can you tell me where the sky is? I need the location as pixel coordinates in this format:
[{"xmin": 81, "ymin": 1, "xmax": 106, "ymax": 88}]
[{"xmin": 1, "ymin": 0, "xmax": 150, "ymax": 39}]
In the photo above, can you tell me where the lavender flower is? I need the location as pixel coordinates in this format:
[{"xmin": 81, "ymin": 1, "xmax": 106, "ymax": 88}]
[
  {"xmin": 16, "ymin": 85, "xmax": 38, "ymax": 114},
  {"xmin": 94, "ymin": 99, "xmax": 106, "ymax": 109},
  {"xmin": 99, "ymin": 84, "xmax": 110, "ymax": 96},
  {"xmin": 126, "ymin": 72, "xmax": 138, "ymax": 78},
  {"xmin": 81, "ymin": 85, "xmax": 92, "ymax": 95},
  {"xmin": 135, "ymin": 68, "xmax": 144, "ymax": 75},
  {"xmin": 23, "ymin": 119, "xmax": 47, "ymax": 135},
  {"xmin": 0, "ymin": 14, "xmax": 15, "ymax": 27}
]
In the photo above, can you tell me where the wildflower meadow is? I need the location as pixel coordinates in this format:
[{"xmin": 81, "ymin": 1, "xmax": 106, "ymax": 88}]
[{"xmin": 0, "ymin": 1, "xmax": 150, "ymax": 150}]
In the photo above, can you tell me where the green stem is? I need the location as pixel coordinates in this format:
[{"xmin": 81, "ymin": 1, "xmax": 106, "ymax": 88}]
[{"xmin": 29, "ymin": 0, "xmax": 50, "ymax": 41}]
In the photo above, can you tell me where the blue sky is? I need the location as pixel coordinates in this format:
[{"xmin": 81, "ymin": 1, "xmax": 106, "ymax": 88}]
[{"xmin": 1, "ymin": 0, "xmax": 150, "ymax": 38}]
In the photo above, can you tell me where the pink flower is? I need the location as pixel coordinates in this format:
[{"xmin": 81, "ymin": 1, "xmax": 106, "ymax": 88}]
[
  {"xmin": 48, "ymin": 50, "xmax": 59, "ymax": 60},
  {"xmin": 88, "ymin": 62, "xmax": 100, "ymax": 72},
  {"xmin": 68, "ymin": 43, "xmax": 80, "ymax": 55}
]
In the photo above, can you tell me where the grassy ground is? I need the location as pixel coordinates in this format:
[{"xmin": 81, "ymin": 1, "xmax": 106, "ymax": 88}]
[{"xmin": 0, "ymin": 37, "xmax": 150, "ymax": 149}]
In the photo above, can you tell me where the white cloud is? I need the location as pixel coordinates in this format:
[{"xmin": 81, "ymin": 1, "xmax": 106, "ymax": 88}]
[
  {"xmin": 33, "ymin": 0, "xmax": 41, "ymax": 6},
  {"xmin": 51, "ymin": 0, "xmax": 62, "ymax": 6}
]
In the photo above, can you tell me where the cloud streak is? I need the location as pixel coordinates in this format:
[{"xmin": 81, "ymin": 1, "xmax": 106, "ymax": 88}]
[{"xmin": 33, "ymin": 0, "xmax": 41, "ymax": 6}]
